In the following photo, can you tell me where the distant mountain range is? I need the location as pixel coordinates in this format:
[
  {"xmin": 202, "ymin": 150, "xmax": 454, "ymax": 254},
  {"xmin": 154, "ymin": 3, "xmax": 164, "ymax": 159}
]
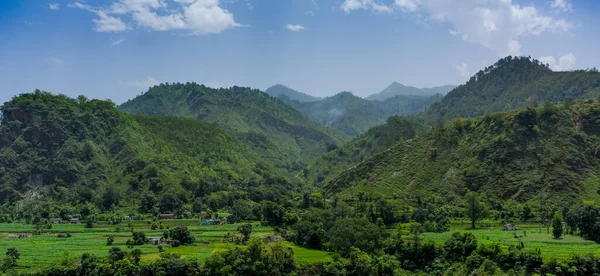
[
  {"xmin": 366, "ymin": 82, "xmax": 456, "ymax": 101},
  {"xmin": 265, "ymin": 84, "xmax": 321, "ymax": 102}
]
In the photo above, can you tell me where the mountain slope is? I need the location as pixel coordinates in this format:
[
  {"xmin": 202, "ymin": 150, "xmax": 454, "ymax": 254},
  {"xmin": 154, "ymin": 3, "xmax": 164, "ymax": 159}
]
[
  {"xmin": 366, "ymin": 82, "xmax": 456, "ymax": 101},
  {"xmin": 425, "ymin": 56, "xmax": 600, "ymax": 122},
  {"xmin": 284, "ymin": 92, "xmax": 441, "ymax": 137},
  {"xmin": 118, "ymin": 83, "xmax": 340, "ymax": 171},
  {"xmin": 305, "ymin": 115, "xmax": 427, "ymax": 186},
  {"xmin": 324, "ymin": 101, "xmax": 600, "ymax": 206},
  {"xmin": 265, "ymin": 84, "xmax": 321, "ymax": 102},
  {"xmin": 0, "ymin": 91, "xmax": 292, "ymax": 208}
]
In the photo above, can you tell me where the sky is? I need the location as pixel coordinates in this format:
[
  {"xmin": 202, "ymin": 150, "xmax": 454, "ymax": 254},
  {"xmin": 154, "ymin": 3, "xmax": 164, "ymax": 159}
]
[{"xmin": 1, "ymin": 0, "xmax": 599, "ymax": 105}]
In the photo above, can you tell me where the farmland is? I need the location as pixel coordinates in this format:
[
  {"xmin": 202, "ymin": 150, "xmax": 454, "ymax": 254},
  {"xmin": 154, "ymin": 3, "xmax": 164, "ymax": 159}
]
[{"xmin": 0, "ymin": 220, "xmax": 332, "ymax": 273}]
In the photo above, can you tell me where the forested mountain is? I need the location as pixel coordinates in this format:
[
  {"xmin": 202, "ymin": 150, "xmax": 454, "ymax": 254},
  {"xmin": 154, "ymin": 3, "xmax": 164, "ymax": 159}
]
[
  {"xmin": 425, "ymin": 56, "xmax": 600, "ymax": 122},
  {"xmin": 118, "ymin": 83, "xmax": 340, "ymax": 172},
  {"xmin": 324, "ymin": 101, "xmax": 600, "ymax": 206},
  {"xmin": 0, "ymin": 91, "xmax": 295, "ymax": 210},
  {"xmin": 366, "ymin": 82, "xmax": 456, "ymax": 101},
  {"xmin": 265, "ymin": 84, "xmax": 321, "ymax": 102},
  {"xmin": 305, "ymin": 116, "xmax": 427, "ymax": 186},
  {"xmin": 283, "ymin": 91, "xmax": 441, "ymax": 137}
]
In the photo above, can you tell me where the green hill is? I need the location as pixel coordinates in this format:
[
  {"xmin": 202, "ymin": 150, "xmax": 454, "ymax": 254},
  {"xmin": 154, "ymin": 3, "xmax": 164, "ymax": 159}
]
[
  {"xmin": 366, "ymin": 82, "xmax": 455, "ymax": 101},
  {"xmin": 284, "ymin": 91, "xmax": 440, "ymax": 137},
  {"xmin": 305, "ymin": 115, "xmax": 427, "ymax": 186},
  {"xmin": 324, "ymin": 101, "xmax": 600, "ymax": 206},
  {"xmin": 118, "ymin": 83, "xmax": 340, "ymax": 173},
  {"xmin": 425, "ymin": 56, "xmax": 600, "ymax": 122},
  {"xmin": 265, "ymin": 84, "xmax": 321, "ymax": 102},
  {"xmin": 0, "ymin": 91, "xmax": 294, "ymax": 210}
]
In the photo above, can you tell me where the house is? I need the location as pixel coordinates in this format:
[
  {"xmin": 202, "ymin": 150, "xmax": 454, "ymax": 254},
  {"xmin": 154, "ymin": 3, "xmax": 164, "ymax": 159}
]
[
  {"xmin": 7, "ymin": 234, "xmax": 18, "ymax": 239},
  {"xmin": 70, "ymin": 218, "xmax": 80, "ymax": 224},
  {"xmin": 199, "ymin": 211, "xmax": 207, "ymax": 219},
  {"xmin": 502, "ymin": 224, "xmax": 519, "ymax": 231},
  {"xmin": 49, "ymin": 218, "xmax": 62, "ymax": 224},
  {"xmin": 200, "ymin": 219, "xmax": 223, "ymax": 226},
  {"xmin": 17, "ymin": 233, "xmax": 32, "ymax": 238},
  {"xmin": 148, "ymin": 236, "xmax": 164, "ymax": 245},
  {"xmin": 124, "ymin": 216, "xmax": 134, "ymax": 221},
  {"xmin": 158, "ymin": 214, "xmax": 178, "ymax": 219}
]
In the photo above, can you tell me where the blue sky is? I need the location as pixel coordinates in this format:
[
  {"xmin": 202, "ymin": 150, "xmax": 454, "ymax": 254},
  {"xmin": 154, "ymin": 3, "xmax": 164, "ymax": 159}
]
[{"xmin": 1, "ymin": 0, "xmax": 599, "ymax": 104}]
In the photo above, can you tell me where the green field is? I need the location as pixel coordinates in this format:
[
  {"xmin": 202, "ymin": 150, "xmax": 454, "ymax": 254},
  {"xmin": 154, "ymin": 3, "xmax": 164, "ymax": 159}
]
[
  {"xmin": 0, "ymin": 220, "xmax": 332, "ymax": 273},
  {"xmin": 418, "ymin": 221, "xmax": 600, "ymax": 262}
]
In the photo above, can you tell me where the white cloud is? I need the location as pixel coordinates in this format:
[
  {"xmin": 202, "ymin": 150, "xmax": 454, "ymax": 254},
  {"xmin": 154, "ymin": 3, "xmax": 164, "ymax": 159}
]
[
  {"xmin": 455, "ymin": 63, "xmax": 470, "ymax": 77},
  {"xmin": 286, "ymin": 24, "xmax": 306, "ymax": 32},
  {"xmin": 48, "ymin": 3, "xmax": 60, "ymax": 10},
  {"xmin": 344, "ymin": 0, "xmax": 572, "ymax": 56},
  {"xmin": 539, "ymin": 53, "xmax": 576, "ymax": 71},
  {"xmin": 341, "ymin": 0, "xmax": 391, "ymax": 13},
  {"xmin": 551, "ymin": 0, "xmax": 572, "ymax": 13},
  {"xmin": 128, "ymin": 76, "xmax": 158, "ymax": 88},
  {"xmin": 71, "ymin": 0, "xmax": 239, "ymax": 34},
  {"xmin": 111, "ymin": 39, "xmax": 126, "ymax": 45},
  {"xmin": 47, "ymin": 57, "xmax": 66, "ymax": 65}
]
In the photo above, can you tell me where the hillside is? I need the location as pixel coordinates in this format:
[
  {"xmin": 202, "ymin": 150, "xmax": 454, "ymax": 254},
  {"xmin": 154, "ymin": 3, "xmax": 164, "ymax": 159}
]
[
  {"xmin": 118, "ymin": 83, "xmax": 340, "ymax": 172},
  {"xmin": 305, "ymin": 116, "xmax": 427, "ymax": 186},
  {"xmin": 284, "ymin": 91, "xmax": 440, "ymax": 137},
  {"xmin": 425, "ymin": 56, "xmax": 600, "ymax": 122},
  {"xmin": 366, "ymin": 82, "xmax": 455, "ymax": 101},
  {"xmin": 0, "ymin": 91, "xmax": 294, "ymax": 209},
  {"xmin": 324, "ymin": 101, "xmax": 600, "ymax": 206},
  {"xmin": 265, "ymin": 84, "xmax": 321, "ymax": 102}
]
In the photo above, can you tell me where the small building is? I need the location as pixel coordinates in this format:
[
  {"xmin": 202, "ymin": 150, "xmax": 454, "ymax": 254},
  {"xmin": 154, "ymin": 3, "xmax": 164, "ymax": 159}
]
[
  {"xmin": 123, "ymin": 216, "xmax": 133, "ymax": 221},
  {"xmin": 7, "ymin": 234, "xmax": 18, "ymax": 239},
  {"xmin": 199, "ymin": 211, "xmax": 207, "ymax": 219},
  {"xmin": 502, "ymin": 224, "xmax": 519, "ymax": 231},
  {"xmin": 200, "ymin": 219, "xmax": 223, "ymax": 226},
  {"xmin": 17, "ymin": 233, "xmax": 32, "ymax": 238},
  {"xmin": 148, "ymin": 236, "xmax": 164, "ymax": 245},
  {"xmin": 158, "ymin": 214, "xmax": 178, "ymax": 219},
  {"xmin": 70, "ymin": 218, "xmax": 80, "ymax": 224},
  {"xmin": 49, "ymin": 218, "xmax": 62, "ymax": 224}
]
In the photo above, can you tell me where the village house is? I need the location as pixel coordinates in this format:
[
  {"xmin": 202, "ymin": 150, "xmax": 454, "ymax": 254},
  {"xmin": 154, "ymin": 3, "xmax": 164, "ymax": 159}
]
[
  {"xmin": 148, "ymin": 236, "xmax": 164, "ymax": 245},
  {"xmin": 8, "ymin": 233, "xmax": 33, "ymax": 238},
  {"xmin": 200, "ymin": 217, "xmax": 227, "ymax": 226},
  {"xmin": 158, "ymin": 214, "xmax": 178, "ymax": 219},
  {"xmin": 502, "ymin": 224, "xmax": 520, "ymax": 231},
  {"xmin": 49, "ymin": 218, "xmax": 62, "ymax": 224},
  {"xmin": 70, "ymin": 218, "xmax": 80, "ymax": 224}
]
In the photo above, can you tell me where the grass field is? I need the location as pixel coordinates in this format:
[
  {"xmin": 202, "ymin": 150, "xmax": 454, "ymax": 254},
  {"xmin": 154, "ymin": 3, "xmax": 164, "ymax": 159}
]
[
  {"xmin": 418, "ymin": 221, "xmax": 600, "ymax": 262},
  {"xmin": 0, "ymin": 220, "xmax": 331, "ymax": 273}
]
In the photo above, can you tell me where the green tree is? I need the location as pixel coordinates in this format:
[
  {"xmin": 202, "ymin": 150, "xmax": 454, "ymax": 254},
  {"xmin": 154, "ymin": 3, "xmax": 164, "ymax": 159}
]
[
  {"xmin": 130, "ymin": 249, "xmax": 142, "ymax": 264},
  {"xmin": 237, "ymin": 224, "xmax": 252, "ymax": 244},
  {"xmin": 106, "ymin": 236, "xmax": 114, "ymax": 246},
  {"xmin": 329, "ymin": 218, "xmax": 383, "ymax": 256},
  {"xmin": 465, "ymin": 192, "xmax": 486, "ymax": 229},
  {"xmin": 108, "ymin": 247, "xmax": 125, "ymax": 263},
  {"xmin": 552, "ymin": 212, "xmax": 563, "ymax": 239},
  {"xmin": 168, "ymin": 226, "xmax": 195, "ymax": 245}
]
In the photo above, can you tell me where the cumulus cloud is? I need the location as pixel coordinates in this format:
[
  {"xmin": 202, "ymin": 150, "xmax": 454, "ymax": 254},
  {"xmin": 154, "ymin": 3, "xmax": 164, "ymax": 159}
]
[
  {"xmin": 341, "ymin": 0, "xmax": 391, "ymax": 13},
  {"xmin": 455, "ymin": 63, "xmax": 470, "ymax": 77},
  {"xmin": 49, "ymin": 3, "xmax": 60, "ymax": 10},
  {"xmin": 539, "ymin": 53, "xmax": 576, "ymax": 71},
  {"xmin": 71, "ymin": 0, "xmax": 240, "ymax": 35},
  {"xmin": 111, "ymin": 39, "xmax": 126, "ymax": 45},
  {"xmin": 551, "ymin": 0, "xmax": 572, "ymax": 13},
  {"xmin": 286, "ymin": 24, "xmax": 306, "ymax": 32},
  {"xmin": 128, "ymin": 76, "xmax": 159, "ymax": 88},
  {"xmin": 344, "ymin": 0, "xmax": 572, "ymax": 56}
]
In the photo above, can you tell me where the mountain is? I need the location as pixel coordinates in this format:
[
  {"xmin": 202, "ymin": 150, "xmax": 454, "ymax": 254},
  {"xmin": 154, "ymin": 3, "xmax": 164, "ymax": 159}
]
[
  {"xmin": 0, "ymin": 91, "xmax": 293, "ymax": 207},
  {"xmin": 323, "ymin": 101, "xmax": 600, "ymax": 206},
  {"xmin": 366, "ymin": 82, "xmax": 456, "ymax": 101},
  {"xmin": 118, "ymin": 83, "xmax": 340, "ymax": 171},
  {"xmin": 284, "ymin": 91, "xmax": 442, "ymax": 138},
  {"xmin": 305, "ymin": 115, "xmax": 427, "ymax": 186},
  {"xmin": 425, "ymin": 56, "xmax": 600, "ymax": 122},
  {"xmin": 265, "ymin": 84, "xmax": 321, "ymax": 102}
]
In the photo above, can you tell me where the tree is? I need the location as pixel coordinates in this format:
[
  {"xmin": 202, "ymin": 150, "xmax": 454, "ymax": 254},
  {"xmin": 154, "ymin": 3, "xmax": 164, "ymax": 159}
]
[
  {"xmin": 159, "ymin": 194, "xmax": 183, "ymax": 213},
  {"xmin": 465, "ymin": 192, "xmax": 486, "ymax": 229},
  {"xmin": 130, "ymin": 249, "xmax": 142, "ymax": 264},
  {"xmin": 237, "ymin": 224, "xmax": 252, "ymax": 244},
  {"xmin": 552, "ymin": 212, "xmax": 563, "ymax": 239},
  {"xmin": 168, "ymin": 226, "xmax": 195, "ymax": 245},
  {"xmin": 132, "ymin": 232, "xmax": 147, "ymax": 245},
  {"xmin": 108, "ymin": 247, "xmax": 125, "ymax": 263},
  {"xmin": 2, "ymin": 248, "xmax": 19, "ymax": 270},
  {"xmin": 106, "ymin": 236, "xmax": 114, "ymax": 246},
  {"xmin": 329, "ymin": 218, "xmax": 383, "ymax": 256}
]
